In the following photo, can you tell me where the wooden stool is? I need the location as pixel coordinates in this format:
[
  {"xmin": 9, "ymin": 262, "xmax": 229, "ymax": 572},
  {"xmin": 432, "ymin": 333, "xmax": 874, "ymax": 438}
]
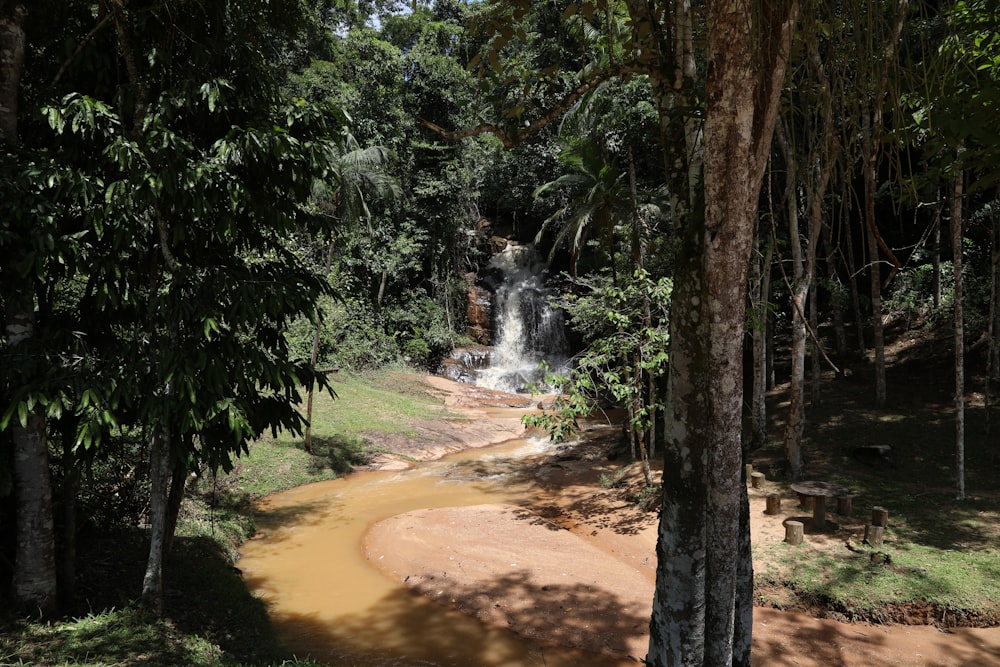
[{"xmin": 784, "ymin": 521, "xmax": 804, "ymax": 545}]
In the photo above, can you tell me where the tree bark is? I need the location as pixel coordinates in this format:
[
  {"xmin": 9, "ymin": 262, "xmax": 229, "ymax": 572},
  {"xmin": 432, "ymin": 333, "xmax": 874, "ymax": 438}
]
[
  {"xmin": 142, "ymin": 415, "xmax": 173, "ymax": 613},
  {"xmin": 3, "ymin": 2, "xmax": 59, "ymax": 619},
  {"xmin": 822, "ymin": 223, "xmax": 848, "ymax": 357},
  {"xmin": 863, "ymin": 112, "xmax": 888, "ymax": 409},
  {"xmin": 749, "ymin": 239, "xmax": 772, "ymax": 449},
  {"xmin": 6, "ymin": 298, "xmax": 60, "ymax": 618},
  {"xmin": 163, "ymin": 451, "xmax": 190, "ymax": 555},
  {"xmin": 646, "ymin": 2, "xmax": 797, "ymax": 665},
  {"xmin": 305, "ymin": 237, "xmax": 337, "ymax": 452},
  {"xmin": 59, "ymin": 427, "xmax": 79, "ymax": 609},
  {"xmin": 842, "ymin": 173, "xmax": 867, "ymax": 357},
  {"xmin": 0, "ymin": 0, "xmax": 25, "ymax": 144},
  {"xmin": 952, "ymin": 168, "xmax": 965, "ymax": 501},
  {"xmin": 776, "ymin": 121, "xmax": 806, "ymax": 480}
]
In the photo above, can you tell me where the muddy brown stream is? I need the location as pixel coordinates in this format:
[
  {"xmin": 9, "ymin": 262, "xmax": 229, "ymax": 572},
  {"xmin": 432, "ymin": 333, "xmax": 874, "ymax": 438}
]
[{"xmin": 238, "ymin": 436, "xmax": 638, "ymax": 667}]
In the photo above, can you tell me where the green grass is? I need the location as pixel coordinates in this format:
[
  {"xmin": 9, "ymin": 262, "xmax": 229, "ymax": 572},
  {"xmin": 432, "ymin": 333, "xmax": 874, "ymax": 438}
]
[
  {"xmin": 1, "ymin": 369, "xmax": 443, "ymax": 667},
  {"xmin": 298, "ymin": 369, "xmax": 455, "ymax": 442},
  {"xmin": 755, "ymin": 533, "xmax": 1000, "ymax": 623}
]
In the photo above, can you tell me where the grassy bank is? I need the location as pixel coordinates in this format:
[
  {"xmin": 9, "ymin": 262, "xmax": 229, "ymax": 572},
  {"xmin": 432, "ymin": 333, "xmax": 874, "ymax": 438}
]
[{"xmin": 1, "ymin": 369, "xmax": 445, "ymax": 667}]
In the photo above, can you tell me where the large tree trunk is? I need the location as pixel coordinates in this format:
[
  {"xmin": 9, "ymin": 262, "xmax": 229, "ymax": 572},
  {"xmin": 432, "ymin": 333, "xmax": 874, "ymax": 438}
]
[
  {"xmin": 646, "ymin": 2, "xmax": 797, "ymax": 664},
  {"xmin": 0, "ymin": 1, "xmax": 25, "ymax": 144},
  {"xmin": 6, "ymin": 299, "xmax": 60, "ymax": 618},
  {"xmin": 952, "ymin": 168, "xmax": 965, "ymax": 501},
  {"xmin": 3, "ymin": 2, "xmax": 59, "ymax": 619}
]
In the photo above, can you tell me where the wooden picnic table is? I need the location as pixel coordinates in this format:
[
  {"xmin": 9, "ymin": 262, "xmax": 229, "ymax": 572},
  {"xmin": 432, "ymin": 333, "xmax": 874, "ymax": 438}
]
[{"xmin": 789, "ymin": 481, "xmax": 850, "ymax": 530}]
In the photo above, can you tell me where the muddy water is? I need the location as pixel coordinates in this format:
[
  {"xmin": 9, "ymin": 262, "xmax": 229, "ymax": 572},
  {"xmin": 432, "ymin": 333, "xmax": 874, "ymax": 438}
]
[{"xmin": 238, "ymin": 437, "xmax": 636, "ymax": 667}]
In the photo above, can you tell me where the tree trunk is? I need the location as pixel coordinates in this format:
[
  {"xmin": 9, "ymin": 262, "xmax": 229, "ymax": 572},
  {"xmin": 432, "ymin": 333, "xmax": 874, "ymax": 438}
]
[
  {"xmin": 59, "ymin": 428, "xmax": 79, "ymax": 609},
  {"xmin": 750, "ymin": 240, "xmax": 772, "ymax": 449},
  {"xmin": 305, "ymin": 237, "xmax": 337, "ymax": 452},
  {"xmin": 863, "ymin": 113, "xmax": 887, "ymax": 408},
  {"xmin": 7, "ymin": 300, "xmax": 59, "ymax": 618},
  {"xmin": 952, "ymin": 168, "xmax": 965, "ymax": 501},
  {"xmin": 645, "ymin": 2, "xmax": 797, "ymax": 665},
  {"xmin": 988, "ymin": 193, "xmax": 1000, "ymax": 382},
  {"xmin": 142, "ymin": 416, "xmax": 172, "ymax": 614},
  {"xmin": 822, "ymin": 223, "xmax": 848, "ymax": 357},
  {"xmin": 163, "ymin": 450, "xmax": 190, "ymax": 555},
  {"xmin": 3, "ymin": 2, "xmax": 59, "ymax": 620},
  {"xmin": 777, "ymin": 121, "xmax": 806, "ymax": 480},
  {"xmin": 0, "ymin": 1, "xmax": 25, "ymax": 144},
  {"xmin": 933, "ymin": 199, "xmax": 943, "ymax": 309},
  {"xmin": 809, "ymin": 273, "xmax": 822, "ymax": 405},
  {"xmin": 842, "ymin": 175, "xmax": 867, "ymax": 358},
  {"xmin": 987, "ymin": 198, "xmax": 1000, "ymax": 433}
]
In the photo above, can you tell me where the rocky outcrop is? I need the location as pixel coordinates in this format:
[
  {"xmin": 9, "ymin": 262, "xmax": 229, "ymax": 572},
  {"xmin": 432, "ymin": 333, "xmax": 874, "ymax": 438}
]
[
  {"xmin": 465, "ymin": 273, "xmax": 492, "ymax": 345},
  {"xmin": 437, "ymin": 346, "xmax": 492, "ymax": 384}
]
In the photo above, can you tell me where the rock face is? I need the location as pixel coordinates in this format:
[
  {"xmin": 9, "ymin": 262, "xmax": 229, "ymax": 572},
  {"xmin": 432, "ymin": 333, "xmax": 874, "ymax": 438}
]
[
  {"xmin": 465, "ymin": 274, "xmax": 493, "ymax": 345},
  {"xmin": 437, "ymin": 346, "xmax": 492, "ymax": 384}
]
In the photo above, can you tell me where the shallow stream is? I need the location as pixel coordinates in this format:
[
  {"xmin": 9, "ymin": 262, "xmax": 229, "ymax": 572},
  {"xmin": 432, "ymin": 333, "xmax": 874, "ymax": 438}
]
[{"xmin": 238, "ymin": 436, "xmax": 637, "ymax": 667}]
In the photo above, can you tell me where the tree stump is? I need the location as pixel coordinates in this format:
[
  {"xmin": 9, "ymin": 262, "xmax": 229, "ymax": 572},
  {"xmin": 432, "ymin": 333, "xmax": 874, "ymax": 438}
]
[
  {"xmin": 872, "ymin": 506, "xmax": 889, "ymax": 527},
  {"xmin": 797, "ymin": 493, "xmax": 814, "ymax": 510},
  {"xmin": 784, "ymin": 520, "xmax": 804, "ymax": 545},
  {"xmin": 864, "ymin": 524, "xmax": 885, "ymax": 547},
  {"xmin": 746, "ymin": 463, "xmax": 754, "ymax": 481},
  {"xmin": 837, "ymin": 495, "xmax": 853, "ymax": 516},
  {"xmin": 751, "ymin": 471, "xmax": 766, "ymax": 489},
  {"xmin": 765, "ymin": 494, "xmax": 781, "ymax": 515}
]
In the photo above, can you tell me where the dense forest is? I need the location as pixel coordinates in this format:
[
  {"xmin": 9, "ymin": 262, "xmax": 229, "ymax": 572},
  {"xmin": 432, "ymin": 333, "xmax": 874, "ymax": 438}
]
[{"xmin": 2, "ymin": 0, "xmax": 999, "ymax": 665}]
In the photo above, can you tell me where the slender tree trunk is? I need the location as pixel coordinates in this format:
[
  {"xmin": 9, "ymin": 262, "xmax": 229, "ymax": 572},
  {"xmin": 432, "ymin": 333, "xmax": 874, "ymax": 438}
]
[
  {"xmin": 750, "ymin": 240, "xmax": 772, "ymax": 448},
  {"xmin": 163, "ymin": 451, "xmax": 189, "ymax": 555},
  {"xmin": 862, "ymin": 0, "xmax": 907, "ymax": 408},
  {"xmin": 933, "ymin": 199, "xmax": 943, "ymax": 309},
  {"xmin": 843, "ymin": 177, "xmax": 866, "ymax": 358},
  {"xmin": 952, "ymin": 168, "xmax": 965, "ymax": 501},
  {"xmin": 809, "ymin": 274, "xmax": 822, "ymax": 405},
  {"xmin": 987, "ymin": 197, "xmax": 1000, "ymax": 433},
  {"xmin": 777, "ymin": 121, "xmax": 806, "ymax": 480},
  {"xmin": 142, "ymin": 411, "xmax": 172, "ymax": 613},
  {"xmin": 822, "ymin": 223, "xmax": 848, "ymax": 357},
  {"xmin": 59, "ymin": 428, "xmax": 79, "ymax": 609},
  {"xmin": 989, "ymin": 209, "xmax": 1000, "ymax": 381},
  {"xmin": 863, "ymin": 113, "xmax": 887, "ymax": 408},
  {"xmin": 305, "ymin": 237, "xmax": 337, "ymax": 452},
  {"xmin": 376, "ymin": 269, "xmax": 389, "ymax": 311}
]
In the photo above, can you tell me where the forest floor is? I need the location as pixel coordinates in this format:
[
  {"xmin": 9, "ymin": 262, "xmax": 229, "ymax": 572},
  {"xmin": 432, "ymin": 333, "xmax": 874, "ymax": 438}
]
[{"xmin": 361, "ymin": 327, "xmax": 1000, "ymax": 666}]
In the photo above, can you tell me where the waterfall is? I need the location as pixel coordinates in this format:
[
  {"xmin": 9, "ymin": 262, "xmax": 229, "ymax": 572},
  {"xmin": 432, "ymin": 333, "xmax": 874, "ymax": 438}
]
[{"xmin": 476, "ymin": 243, "xmax": 568, "ymax": 393}]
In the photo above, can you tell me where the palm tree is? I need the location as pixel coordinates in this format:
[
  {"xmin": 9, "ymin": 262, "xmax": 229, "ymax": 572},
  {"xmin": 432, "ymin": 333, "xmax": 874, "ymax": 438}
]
[{"xmin": 534, "ymin": 133, "xmax": 630, "ymax": 279}]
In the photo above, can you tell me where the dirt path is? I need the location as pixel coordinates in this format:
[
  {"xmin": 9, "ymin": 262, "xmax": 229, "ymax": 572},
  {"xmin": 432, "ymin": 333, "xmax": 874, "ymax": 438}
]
[{"xmin": 363, "ymin": 375, "xmax": 1000, "ymax": 666}]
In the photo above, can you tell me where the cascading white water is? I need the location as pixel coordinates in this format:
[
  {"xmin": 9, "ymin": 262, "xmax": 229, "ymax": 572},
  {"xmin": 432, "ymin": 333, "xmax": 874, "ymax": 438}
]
[{"xmin": 476, "ymin": 243, "xmax": 569, "ymax": 393}]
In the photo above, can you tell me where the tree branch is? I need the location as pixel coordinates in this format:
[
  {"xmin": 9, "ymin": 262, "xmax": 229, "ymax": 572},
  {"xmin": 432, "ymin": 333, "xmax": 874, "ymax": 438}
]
[{"xmin": 421, "ymin": 65, "xmax": 662, "ymax": 150}]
